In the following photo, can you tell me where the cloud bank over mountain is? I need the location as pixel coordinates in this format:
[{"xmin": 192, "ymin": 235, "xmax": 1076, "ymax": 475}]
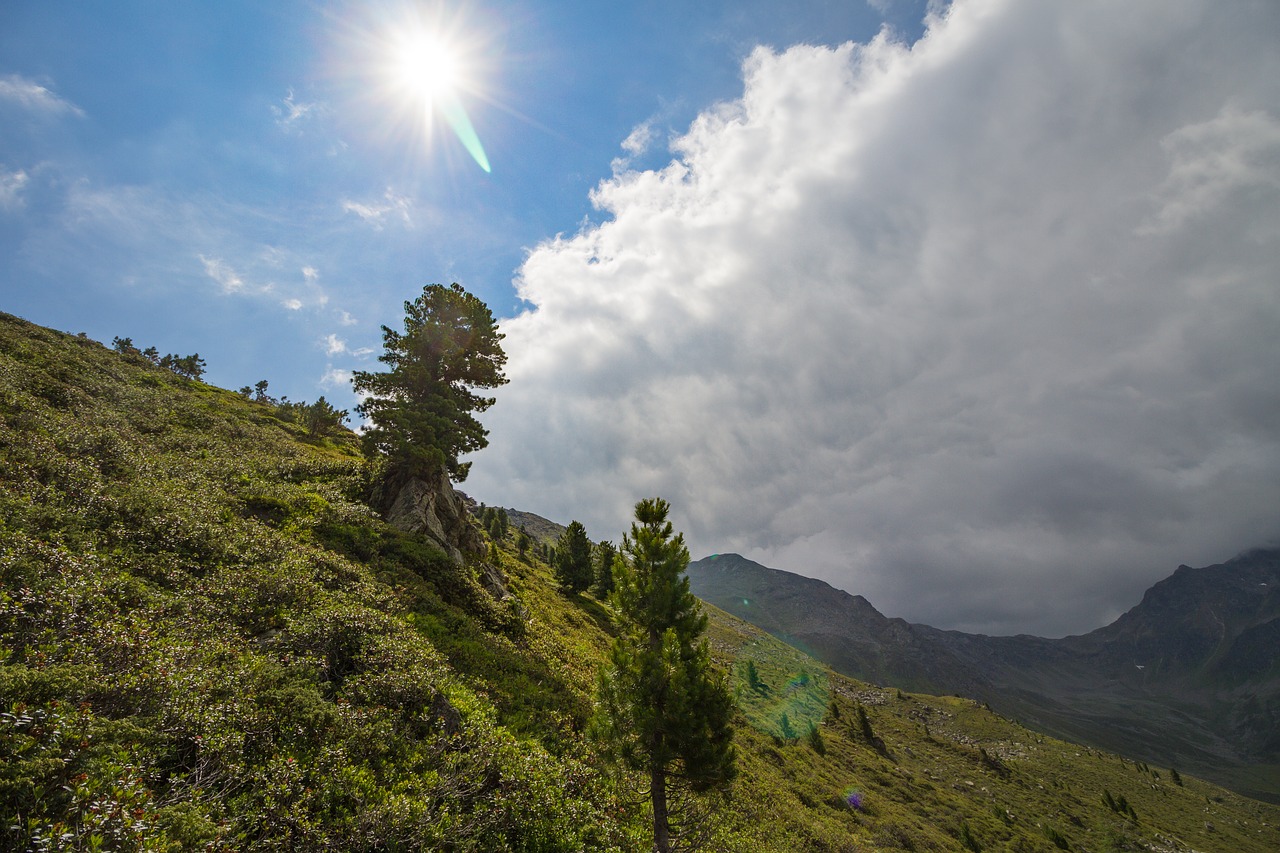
[{"xmin": 467, "ymin": 0, "xmax": 1280, "ymax": 637}]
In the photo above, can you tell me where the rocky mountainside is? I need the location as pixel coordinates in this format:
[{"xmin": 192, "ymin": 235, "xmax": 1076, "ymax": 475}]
[
  {"xmin": 689, "ymin": 550, "xmax": 1280, "ymax": 802},
  {"xmin": 502, "ymin": 507, "xmax": 569, "ymax": 544}
]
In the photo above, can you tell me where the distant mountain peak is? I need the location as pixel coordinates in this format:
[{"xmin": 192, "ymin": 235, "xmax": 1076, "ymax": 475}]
[{"xmin": 689, "ymin": 547, "xmax": 1280, "ymax": 802}]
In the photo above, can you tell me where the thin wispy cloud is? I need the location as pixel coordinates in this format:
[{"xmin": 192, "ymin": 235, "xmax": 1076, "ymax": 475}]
[
  {"xmin": 611, "ymin": 121, "xmax": 660, "ymax": 173},
  {"xmin": 621, "ymin": 122, "xmax": 656, "ymax": 157},
  {"xmin": 272, "ymin": 88, "xmax": 319, "ymax": 131},
  {"xmin": 469, "ymin": 0, "xmax": 1280, "ymax": 637},
  {"xmin": 341, "ymin": 188, "xmax": 413, "ymax": 230},
  {"xmin": 321, "ymin": 331, "xmax": 375, "ymax": 360},
  {"xmin": 0, "ymin": 168, "xmax": 28, "ymax": 210},
  {"xmin": 0, "ymin": 74, "xmax": 85, "ymax": 117},
  {"xmin": 199, "ymin": 255, "xmax": 248, "ymax": 293}
]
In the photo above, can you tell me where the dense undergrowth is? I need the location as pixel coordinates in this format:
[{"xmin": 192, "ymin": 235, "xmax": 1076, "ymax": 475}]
[
  {"xmin": 2, "ymin": 311, "xmax": 1279, "ymax": 851},
  {"xmin": 0, "ymin": 315, "xmax": 627, "ymax": 851}
]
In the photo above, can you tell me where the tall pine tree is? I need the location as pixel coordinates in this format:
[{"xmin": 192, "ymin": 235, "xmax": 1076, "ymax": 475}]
[
  {"xmin": 554, "ymin": 520, "xmax": 593, "ymax": 592},
  {"xmin": 352, "ymin": 283, "xmax": 506, "ymax": 484},
  {"xmin": 593, "ymin": 498, "xmax": 736, "ymax": 852},
  {"xmin": 592, "ymin": 539, "xmax": 618, "ymax": 597}
]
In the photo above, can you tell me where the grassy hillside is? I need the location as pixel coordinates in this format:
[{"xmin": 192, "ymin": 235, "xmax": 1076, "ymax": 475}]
[{"xmin": 2, "ymin": 311, "xmax": 1278, "ymax": 851}]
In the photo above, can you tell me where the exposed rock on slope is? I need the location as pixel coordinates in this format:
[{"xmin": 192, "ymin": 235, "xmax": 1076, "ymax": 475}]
[{"xmin": 380, "ymin": 466, "xmax": 484, "ymax": 564}]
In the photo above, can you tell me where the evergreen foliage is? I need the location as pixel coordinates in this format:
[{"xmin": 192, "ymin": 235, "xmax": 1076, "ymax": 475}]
[
  {"xmin": 807, "ymin": 723, "xmax": 826, "ymax": 755},
  {"xmin": 234, "ymin": 380, "xmax": 348, "ymax": 438},
  {"xmin": 111, "ymin": 335, "xmax": 206, "ymax": 380},
  {"xmin": 745, "ymin": 659, "xmax": 764, "ymax": 694},
  {"xmin": 857, "ymin": 703, "xmax": 875, "ymax": 742},
  {"xmin": 592, "ymin": 539, "xmax": 617, "ymax": 597},
  {"xmin": 0, "ymin": 314, "xmax": 617, "ymax": 851},
  {"xmin": 593, "ymin": 498, "xmax": 736, "ymax": 853},
  {"xmin": 554, "ymin": 520, "xmax": 594, "ymax": 592},
  {"xmin": 352, "ymin": 283, "xmax": 507, "ymax": 483}
]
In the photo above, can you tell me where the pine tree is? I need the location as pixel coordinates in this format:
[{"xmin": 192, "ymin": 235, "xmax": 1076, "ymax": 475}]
[
  {"xmin": 744, "ymin": 659, "xmax": 763, "ymax": 693},
  {"xmin": 111, "ymin": 336, "xmax": 139, "ymax": 355},
  {"xmin": 592, "ymin": 539, "xmax": 618, "ymax": 597},
  {"xmin": 352, "ymin": 283, "xmax": 507, "ymax": 483},
  {"xmin": 302, "ymin": 396, "xmax": 349, "ymax": 437},
  {"xmin": 593, "ymin": 498, "xmax": 736, "ymax": 853},
  {"xmin": 856, "ymin": 704, "xmax": 875, "ymax": 743},
  {"xmin": 554, "ymin": 520, "xmax": 593, "ymax": 592}
]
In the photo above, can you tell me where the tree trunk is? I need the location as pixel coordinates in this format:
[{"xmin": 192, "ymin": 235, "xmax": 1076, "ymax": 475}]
[{"xmin": 651, "ymin": 767, "xmax": 670, "ymax": 853}]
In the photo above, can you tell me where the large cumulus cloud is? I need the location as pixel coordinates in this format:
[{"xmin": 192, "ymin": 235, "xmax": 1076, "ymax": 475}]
[{"xmin": 468, "ymin": 0, "xmax": 1280, "ymax": 637}]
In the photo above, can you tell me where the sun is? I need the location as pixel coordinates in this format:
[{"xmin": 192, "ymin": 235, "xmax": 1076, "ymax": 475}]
[
  {"xmin": 337, "ymin": 7, "xmax": 494, "ymax": 174},
  {"xmin": 390, "ymin": 31, "xmax": 461, "ymax": 103}
]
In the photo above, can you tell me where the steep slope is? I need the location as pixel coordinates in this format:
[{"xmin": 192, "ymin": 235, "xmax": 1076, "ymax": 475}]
[
  {"xmin": 689, "ymin": 551, "xmax": 1280, "ymax": 802},
  {"xmin": 0, "ymin": 313, "xmax": 628, "ymax": 850},
  {"xmin": 3, "ymin": 311, "xmax": 1279, "ymax": 851}
]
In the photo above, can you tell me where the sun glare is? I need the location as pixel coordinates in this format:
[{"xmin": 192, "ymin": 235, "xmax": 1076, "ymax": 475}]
[
  {"xmin": 341, "ymin": 6, "xmax": 494, "ymax": 174},
  {"xmin": 392, "ymin": 33, "xmax": 459, "ymax": 102}
]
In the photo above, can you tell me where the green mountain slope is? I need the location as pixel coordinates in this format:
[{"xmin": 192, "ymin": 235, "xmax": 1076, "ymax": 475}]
[
  {"xmin": 3, "ymin": 311, "xmax": 1278, "ymax": 851},
  {"xmin": 688, "ymin": 552, "xmax": 1280, "ymax": 803}
]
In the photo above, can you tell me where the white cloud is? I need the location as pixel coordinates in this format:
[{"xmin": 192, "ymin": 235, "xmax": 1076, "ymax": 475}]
[
  {"xmin": 341, "ymin": 188, "xmax": 413, "ymax": 229},
  {"xmin": 0, "ymin": 168, "xmax": 28, "ymax": 210},
  {"xmin": 622, "ymin": 121, "xmax": 656, "ymax": 157},
  {"xmin": 612, "ymin": 121, "xmax": 660, "ymax": 174},
  {"xmin": 321, "ymin": 367, "xmax": 354, "ymax": 390},
  {"xmin": 283, "ymin": 298, "xmax": 304, "ymax": 310},
  {"xmin": 468, "ymin": 0, "xmax": 1280, "ymax": 637},
  {"xmin": 198, "ymin": 255, "xmax": 247, "ymax": 293},
  {"xmin": 0, "ymin": 74, "xmax": 85, "ymax": 117},
  {"xmin": 302, "ymin": 265, "xmax": 319, "ymax": 282},
  {"xmin": 324, "ymin": 333, "xmax": 347, "ymax": 355},
  {"xmin": 272, "ymin": 88, "xmax": 318, "ymax": 131},
  {"xmin": 338, "ymin": 310, "xmax": 358, "ymax": 326}
]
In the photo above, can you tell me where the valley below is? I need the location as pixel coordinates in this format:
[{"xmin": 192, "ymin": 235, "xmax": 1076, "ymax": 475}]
[{"xmin": 689, "ymin": 550, "xmax": 1280, "ymax": 804}]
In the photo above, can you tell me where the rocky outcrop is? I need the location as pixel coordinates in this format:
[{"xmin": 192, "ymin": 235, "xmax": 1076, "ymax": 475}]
[{"xmin": 380, "ymin": 466, "xmax": 484, "ymax": 565}]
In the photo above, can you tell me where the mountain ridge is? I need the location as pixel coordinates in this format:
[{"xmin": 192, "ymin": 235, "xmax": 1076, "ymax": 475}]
[{"xmin": 688, "ymin": 549, "xmax": 1280, "ymax": 802}]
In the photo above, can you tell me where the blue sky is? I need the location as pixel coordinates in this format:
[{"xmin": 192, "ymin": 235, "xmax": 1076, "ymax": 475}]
[
  {"xmin": 4, "ymin": 0, "xmax": 1279, "ymax": 637},
  {"xmin": 0, "ymin": 0, "xmax": 922, "ymax": 381}
]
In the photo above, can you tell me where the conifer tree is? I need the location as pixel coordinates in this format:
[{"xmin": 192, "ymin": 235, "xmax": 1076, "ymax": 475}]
[
  {"xmin": 554, "ymin": 520, "xmax": 593, "ymax": 592},
  {"xmin": 352, "ymin": 283, "xmax": 506, "ymax": 483},
  {"xmin": 592, "ymin": 539, "xmax": 618, "ymax": 597},
  {"xmin": 302, "ymin": 396, "xmax": 349, "ymax": 437},
  {"xmin": 593, "ymin": 498, "xmax": 736, "ymax": 853}
]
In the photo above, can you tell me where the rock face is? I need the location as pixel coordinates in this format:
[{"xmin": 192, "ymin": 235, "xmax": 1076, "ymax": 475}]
[
  {"xmin": 688, "ymin": 549, "xmax": 1280, "ymax": 803},
  {"xmin": 381, "ymin": 466, "xmax": 484, "ymax": 565}
]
